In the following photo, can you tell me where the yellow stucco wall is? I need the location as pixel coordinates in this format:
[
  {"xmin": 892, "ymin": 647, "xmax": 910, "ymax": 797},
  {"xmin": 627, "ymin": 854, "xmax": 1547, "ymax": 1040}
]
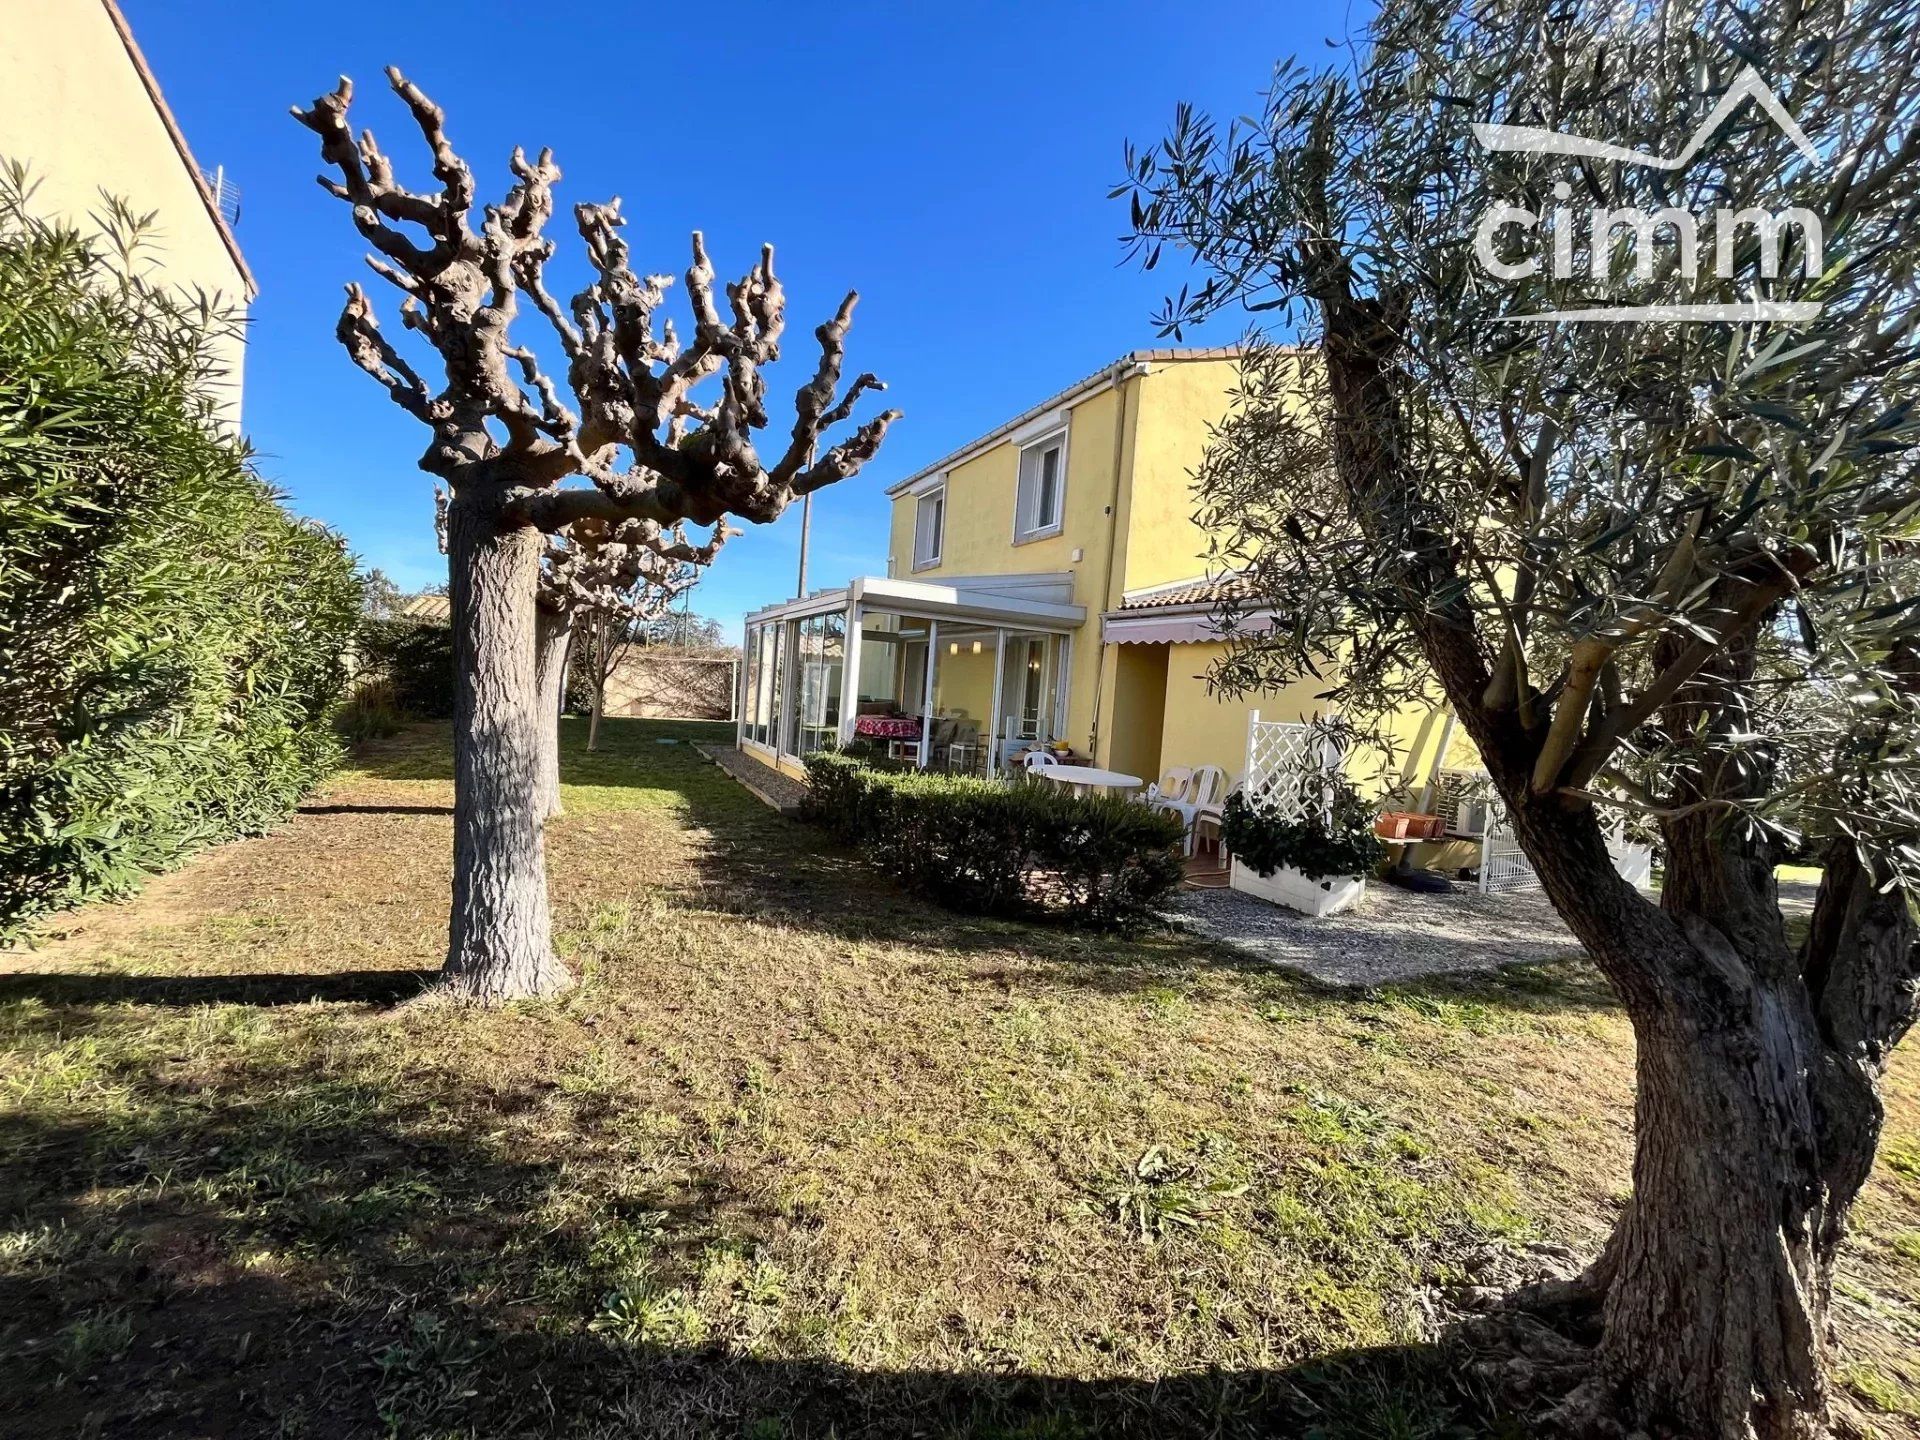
[
  {"xmin": 891, "ymin": 378, "xmax": 1136, "ymax": 756},
  {"xmin": 930, "ymin": 641, "xmax": 998, "ymax": 728},
  {"xmin": 0, "ymin": 1, "xmax": 250, "ymax": 421},
  {"xmin": 1103, "ymin": 643, "xmax": 1168, "ymax": 784},
  {"xmin": 1115, "ymin": 357, "xmax": 1243, "ymax": 592},
  {"xmin": 1153, "ymin": 641, "xmax": 1334, "ymax": 783}
]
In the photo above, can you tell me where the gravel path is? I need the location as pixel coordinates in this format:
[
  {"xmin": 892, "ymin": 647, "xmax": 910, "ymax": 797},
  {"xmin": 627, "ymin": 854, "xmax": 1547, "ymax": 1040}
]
[
  {"xmin": 699, "ymin": 743, "xmax": 809, "ymax": 813},
  {"xmin": 1166, "ymin": 880, "xmax": 1587, "ymax": 986}
]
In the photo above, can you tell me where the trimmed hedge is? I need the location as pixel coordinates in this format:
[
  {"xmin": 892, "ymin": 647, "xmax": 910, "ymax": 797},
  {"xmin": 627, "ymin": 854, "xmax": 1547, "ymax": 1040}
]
[
  {"xmin": 803, "ymin": 753, "xmax": 1185, "ymax": 927},
  {"xmin": 0, "ymin": 176, "xmax": 361, "ymax": 937}
]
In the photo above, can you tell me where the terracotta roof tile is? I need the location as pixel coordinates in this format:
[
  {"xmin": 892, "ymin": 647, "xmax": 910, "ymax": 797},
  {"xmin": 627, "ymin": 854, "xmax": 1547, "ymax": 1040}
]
[{"xmin": 1116, "ymin": 573, "xmax": 1257, "ymax": 611}]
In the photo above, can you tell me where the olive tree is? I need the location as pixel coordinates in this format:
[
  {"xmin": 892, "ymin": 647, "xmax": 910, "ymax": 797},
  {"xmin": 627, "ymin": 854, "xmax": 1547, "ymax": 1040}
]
[
  {"xmin": 296, "ymin": 70, "xmax": 897, "ymax": 1002},
  {"xmin": 1126, "ymin": 1, "xmax": 1920, "ymax": 1434}
]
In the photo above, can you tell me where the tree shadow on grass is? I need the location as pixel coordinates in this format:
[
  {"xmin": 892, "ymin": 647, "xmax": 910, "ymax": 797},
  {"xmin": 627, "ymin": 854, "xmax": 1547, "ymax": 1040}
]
[
  {"xmin": 0, "ymin": 968, "xmax": 436, "ymax": 1009},
  {"xmin": 299, "ymin": 802, "xmax": 454, "ymax": 816},
  {"xmin": 0, "ymin": 1040, "xmax": 1518, "ymax": 1439}
]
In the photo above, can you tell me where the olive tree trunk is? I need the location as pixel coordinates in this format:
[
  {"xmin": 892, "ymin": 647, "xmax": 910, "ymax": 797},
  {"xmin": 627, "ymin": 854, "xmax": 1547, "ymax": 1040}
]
[
  {"xmin": 1494, "ymin": 793, "xmax": 1897, "ymax": 1440},
  {"xmin": 1306, "ymin": 293, "xmax": 1912, "ymax": 1440},
  {"xmin": 533, "ymin": 607, "xmax": 570, "ymax": 823},
  {"xmin": 443, "ymin": 491, "xmax": 572, "ymax": 1001}
]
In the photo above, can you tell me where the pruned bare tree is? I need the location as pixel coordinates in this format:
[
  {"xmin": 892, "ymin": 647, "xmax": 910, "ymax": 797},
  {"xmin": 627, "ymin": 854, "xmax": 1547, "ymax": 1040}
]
[
  {"xmin": 296, "ymin": 69, "xmax": 898, "ymax": 1002},
  {"xmin": 533, "ymin": 516, "xmax": 716, "ymax": 816}
]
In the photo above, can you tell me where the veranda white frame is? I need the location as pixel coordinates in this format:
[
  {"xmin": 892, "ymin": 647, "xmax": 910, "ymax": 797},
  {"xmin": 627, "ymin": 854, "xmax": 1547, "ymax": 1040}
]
[{"xmin": 740, "ymin": 576, "xmax": 1082, "ymax": 775}]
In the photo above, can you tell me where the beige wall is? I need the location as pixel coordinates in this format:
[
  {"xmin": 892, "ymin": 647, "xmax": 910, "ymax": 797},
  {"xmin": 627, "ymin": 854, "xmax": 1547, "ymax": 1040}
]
[
  {"xmin": 603, "ymin": 654, "xmax": 737, "ymax": 720},
  {"xmin": 0, "ymin": 1, "xmax": 251, "ymax": 420}
]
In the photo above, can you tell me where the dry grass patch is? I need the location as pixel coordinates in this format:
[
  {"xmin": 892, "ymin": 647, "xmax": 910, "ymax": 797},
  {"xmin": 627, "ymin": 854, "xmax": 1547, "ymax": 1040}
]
[{"xmin": 2, "ymin": 719, "xmax": 1915, "ymax": 1439}]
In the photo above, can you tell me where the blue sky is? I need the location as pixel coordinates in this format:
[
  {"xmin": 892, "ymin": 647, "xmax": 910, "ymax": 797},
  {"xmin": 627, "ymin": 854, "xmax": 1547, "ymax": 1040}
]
[{"xmin": 124, "ymin": 0, "xmax": 1358, "ymax": 637}]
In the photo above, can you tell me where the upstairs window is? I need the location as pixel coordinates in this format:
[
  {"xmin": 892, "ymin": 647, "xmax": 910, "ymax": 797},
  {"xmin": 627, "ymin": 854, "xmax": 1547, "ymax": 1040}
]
[
  {"xmin": 1015, "ymin": 432, "xmax": 1066, "ymax": 541},
  {"xmin": 913, "ymin": 483, "xmax": 945, "ymax": 570}
]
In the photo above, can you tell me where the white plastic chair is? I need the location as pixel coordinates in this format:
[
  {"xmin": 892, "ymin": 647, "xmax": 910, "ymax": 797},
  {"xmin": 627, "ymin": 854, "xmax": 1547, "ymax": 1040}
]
[
  {"xmin": 1020, "ymin": 749, "xmax": 1059, "ymax": 773},
  {"xmin": 1156, "ymin": 765, "xmax": 1228, "ymax": 854},
  {"xmin": 1192, "ymin": 773, "xmax": 1241, "ymax": 858},
  {"xmin": 1145, "ymin": 766, "xmax": 1193, "ymax": 808}
]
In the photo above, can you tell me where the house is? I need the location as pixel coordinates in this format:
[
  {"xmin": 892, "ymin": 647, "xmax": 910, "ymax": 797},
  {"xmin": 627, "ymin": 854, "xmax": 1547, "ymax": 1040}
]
[
  {"xmin": 0, "ymin": 0, "xmax": 255, "ymax": 422},
  {"xmin": 738, "ymin": 347, "xmax": 1467, "ymax": 800}
]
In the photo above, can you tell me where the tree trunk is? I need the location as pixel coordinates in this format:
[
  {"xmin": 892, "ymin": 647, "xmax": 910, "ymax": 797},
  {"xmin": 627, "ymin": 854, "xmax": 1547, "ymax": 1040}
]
[
  {"xmin": 1500, "ymin": 800, "xmax": 1886, "ymax": 1440},
  {"xmin": 1594, "ymin": 978, "xmax": 1841, "ymax": 1439},
  {"xmin": 442, "ymin": 489, "xmax": 572, "ymax": 1002},
  {"xmin": 587, "ymin": 627, "xmax": 605, "ymax": 752},
  {"xmin": 533, "ymin": 607, "xmax": 570, "ymax": 823},
  {"xmin": 1304, "ymin": 263, "xmax": 1915, "ymax": 1440}
]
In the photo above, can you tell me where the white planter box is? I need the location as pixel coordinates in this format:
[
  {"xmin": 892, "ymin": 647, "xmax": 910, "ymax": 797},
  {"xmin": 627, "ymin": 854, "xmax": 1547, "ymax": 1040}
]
[{"xmin": 1230, "ymin": 859, "xmax": 1365, "ymax": 917}]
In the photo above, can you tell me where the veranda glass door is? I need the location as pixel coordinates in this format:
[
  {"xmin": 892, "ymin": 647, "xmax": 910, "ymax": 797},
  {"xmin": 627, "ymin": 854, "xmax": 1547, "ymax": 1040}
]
[{"xmin": 995, "ymin": 632, "xmax": 1066, "ymax": 768}]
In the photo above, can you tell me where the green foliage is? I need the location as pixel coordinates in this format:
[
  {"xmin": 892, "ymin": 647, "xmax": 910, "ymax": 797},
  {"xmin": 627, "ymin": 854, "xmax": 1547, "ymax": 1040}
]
[
  {"xmin": 334, "ymin": 678, "xmax": 408, "ymax": 745},
  {"xmin": 0, "ymin": 166, "xmax": 360, "ymax": 938},
  {"xmin": 351, "ymin": 615, "xmax": 455, "ymax": 720},
  {"xmin": 802, "ymin": 753, "xmax": 1186, "ymax": 926},
  {"xmin": 1124, "ymin": 0, "xmax": 1920, "ymax": 881},
  {"xmin": 1221, "ymin": 783, "xmax": 1387, "ymax": 883}
]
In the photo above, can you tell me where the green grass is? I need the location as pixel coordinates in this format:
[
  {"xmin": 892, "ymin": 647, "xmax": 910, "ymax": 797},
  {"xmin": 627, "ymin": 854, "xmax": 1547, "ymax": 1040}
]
[{"xmin": 1, "ymin": 718, "xmax": 1914, "ymax": 1439}]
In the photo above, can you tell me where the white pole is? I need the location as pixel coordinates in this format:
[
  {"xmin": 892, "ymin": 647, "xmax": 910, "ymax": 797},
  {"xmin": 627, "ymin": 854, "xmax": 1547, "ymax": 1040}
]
[
  {"xmin": 987, "ymin": 628, "xmax": 1007, "ymax": 777},
  {"xmin": 919, "ymin": 620, "xmax": 939, "ymax": 770},
  {"xmin": 838, "ymin": 601, "xmax": 863, "ymax": 747}
]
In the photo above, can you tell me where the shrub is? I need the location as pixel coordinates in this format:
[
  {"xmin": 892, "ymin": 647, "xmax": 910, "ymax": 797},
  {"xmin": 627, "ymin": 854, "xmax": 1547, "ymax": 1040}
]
[
  {"xmin": 335, "ymin": 677, "xmax": 408, "ymax": 745},
  {"xmin": 0, "ymin": 169, "xmax": 361, "ymax": 938},
  {"xmin": 1219, "ymin": 777, "xmax": 1387, "ymax": 883},
  {"xmin": 351, "ymin": 615, "xmax": 455, "ymax": 720},
  {"xmin": 802, "ymin": 753, "xmax": 1185, "ymax": 927}
]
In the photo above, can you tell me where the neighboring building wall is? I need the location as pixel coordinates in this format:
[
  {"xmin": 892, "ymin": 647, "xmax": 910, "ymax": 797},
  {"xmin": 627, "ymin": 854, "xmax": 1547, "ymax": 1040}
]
[
  {"xmin": 0, "ymin": 1, "xmax": 252, "ymax": 422},
  {"xmin": 602, "ymin": 654, "xmax": 737, "ymax": 720}
]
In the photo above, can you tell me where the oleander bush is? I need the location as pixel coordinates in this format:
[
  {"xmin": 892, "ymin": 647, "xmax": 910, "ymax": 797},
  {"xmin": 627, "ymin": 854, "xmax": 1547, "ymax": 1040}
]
[
  {"xmin": 803, "ymin": 752, "xmax": 1185, "ymax": 926},
  {"xmin": 0, "ymin": 167, "xmax": 361, "ymax": 938}
]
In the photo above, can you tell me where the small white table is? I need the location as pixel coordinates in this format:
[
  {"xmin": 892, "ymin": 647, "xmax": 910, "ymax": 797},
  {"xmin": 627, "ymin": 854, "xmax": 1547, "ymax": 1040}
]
[{"xmin": 1042, "ymin": 765, "xmax": 1143, "ymax": 793}]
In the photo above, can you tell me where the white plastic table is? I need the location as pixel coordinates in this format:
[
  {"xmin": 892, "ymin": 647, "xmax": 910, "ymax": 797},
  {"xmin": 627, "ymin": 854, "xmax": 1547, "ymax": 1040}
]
[{"xmin": 1042, "ymin": 765, "xmax": 1143, "ymax": 793}]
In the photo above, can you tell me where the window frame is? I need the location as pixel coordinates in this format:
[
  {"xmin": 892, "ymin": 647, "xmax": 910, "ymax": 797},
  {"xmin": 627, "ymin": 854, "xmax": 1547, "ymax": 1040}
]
[
  {"xmin": 912, "ymin": 482, "xmax": 946, "ymax": 571},
  {"xmin": 1012, "ymin": 428, "xmax": 1068, "ymax": 544}
]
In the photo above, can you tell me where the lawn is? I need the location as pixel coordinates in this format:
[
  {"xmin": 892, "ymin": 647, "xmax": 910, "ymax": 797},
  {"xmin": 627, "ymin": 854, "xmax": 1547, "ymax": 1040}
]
[{"xmin": 3, "ymin": 719, "xmax": 1916, "ymax": 1439}]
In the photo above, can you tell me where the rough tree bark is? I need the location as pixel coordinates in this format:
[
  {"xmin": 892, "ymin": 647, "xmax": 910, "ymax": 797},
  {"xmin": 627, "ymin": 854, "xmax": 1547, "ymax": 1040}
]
[
  {"xmin": 296, "ymin": 70, "xmax": 895, "ymax": 1000},
  {"xmin": 586, "ymin": 625, "xmax": 605, "ymax": 753},
  {"xmin": 443, "ymin": 489, "xmax": 570, "ymax": 1001},
  {"xmin": 1308, "ymin": 260, "xmax": 1917, "ymax": 1438}
]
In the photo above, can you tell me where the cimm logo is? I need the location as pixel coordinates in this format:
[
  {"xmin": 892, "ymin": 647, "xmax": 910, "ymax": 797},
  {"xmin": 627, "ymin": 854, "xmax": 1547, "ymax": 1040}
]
[{"xmin": 1470, "ymin": 67, "xmax": 1825, "ymax": 322}]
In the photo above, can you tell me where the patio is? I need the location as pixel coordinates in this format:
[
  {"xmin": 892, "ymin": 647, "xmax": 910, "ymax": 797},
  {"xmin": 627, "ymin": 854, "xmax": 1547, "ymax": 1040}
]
[{"xmin": 740, "ymin": 574, "xmax": 1084, "ymax": 779}]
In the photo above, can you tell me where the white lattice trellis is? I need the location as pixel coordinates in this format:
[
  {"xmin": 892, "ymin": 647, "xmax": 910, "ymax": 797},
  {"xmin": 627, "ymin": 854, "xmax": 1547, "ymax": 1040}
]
[
  {"xmin": 1478, "ymin": 803, "xmax": 1541, "ymax": 895},
  {"xmin": 1242, "ymin": 713, "xmax": 1339, "ymax": 821},
  {"xmin": 1478, "ymin": 803, "xmax": 1652, "ymax": 894}
]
